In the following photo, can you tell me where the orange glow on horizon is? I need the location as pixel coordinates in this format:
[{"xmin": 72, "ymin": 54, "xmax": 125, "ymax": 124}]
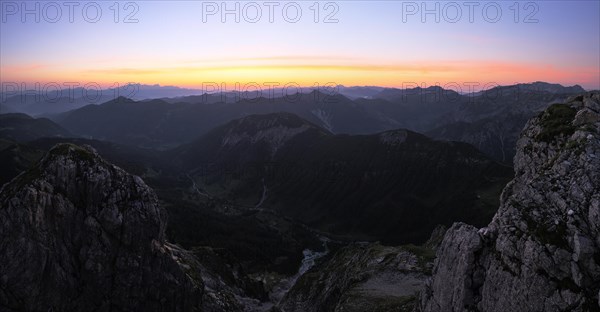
[{"xmin": 1, "ymin": 59, "xmax": 598, "ymax": 91}]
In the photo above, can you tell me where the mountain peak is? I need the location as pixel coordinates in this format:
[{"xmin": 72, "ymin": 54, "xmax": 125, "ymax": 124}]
[
  {"xmin": 46, "ymin": 142, "xmax": 98, "ymax": 160},
  {"xmin": 0, "ymin": 143, "xmax": 202, "ymax": 311}
]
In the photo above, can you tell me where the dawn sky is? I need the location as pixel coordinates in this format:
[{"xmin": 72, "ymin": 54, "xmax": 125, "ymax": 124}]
[{"xmin": 1, "ymin": 0, "xmax": 599, "ymax": 90}]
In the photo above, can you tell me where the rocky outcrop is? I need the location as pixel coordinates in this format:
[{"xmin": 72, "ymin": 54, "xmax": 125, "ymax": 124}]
[
  {"xmin": 278, "ymin": 243, "xmax": 435, "ymax": 312},
  {"xmin": 420, "ymin": 92, "xmax": 600, "ymax": 311},
  {"xmin": 0, "ymin": 144, "xmax": 202, "ymax": 311}
]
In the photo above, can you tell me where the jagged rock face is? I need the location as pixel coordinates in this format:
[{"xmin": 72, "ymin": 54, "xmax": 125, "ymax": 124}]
[
  {"xmin": 0, "ymin": 144, "xmax": 202, "ymax": 311},
  {"xmin": 420, "ymin": 92, "xmax": 600, "ymax": 311}
]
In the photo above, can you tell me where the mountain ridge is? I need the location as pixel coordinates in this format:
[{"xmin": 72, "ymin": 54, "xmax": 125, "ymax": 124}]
[{"xmin": 0, "ymin": 113, "xmax": 72, "ymax": 142}]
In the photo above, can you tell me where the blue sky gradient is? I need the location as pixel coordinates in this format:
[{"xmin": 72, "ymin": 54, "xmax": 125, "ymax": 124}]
[{"xmin": 1, "ymin": 1, "xmax": 599, "ymax": 89}]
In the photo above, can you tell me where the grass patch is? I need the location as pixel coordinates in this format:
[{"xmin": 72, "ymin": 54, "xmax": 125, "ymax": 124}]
[{"xmin": 536, "ymin": 104, "xmax": 576, "ymax": 143}]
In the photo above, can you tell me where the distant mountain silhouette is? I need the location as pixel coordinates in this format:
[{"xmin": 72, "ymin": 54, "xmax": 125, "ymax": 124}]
[
  {"xmin": 0, "ymin": 84, "xmax": 206, "ymax": 117},
  {"xmin": 51, "ymin": 82, "xmax": 585, "ymax": 162}
]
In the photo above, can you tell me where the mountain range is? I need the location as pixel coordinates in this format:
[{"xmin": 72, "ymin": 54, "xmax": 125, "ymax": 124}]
[{"xmin": 30, "ymin": 82, "xmax": 583, "ymax": 162}]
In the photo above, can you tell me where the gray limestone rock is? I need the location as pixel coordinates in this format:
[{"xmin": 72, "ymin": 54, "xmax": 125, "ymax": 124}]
[
  {"xmin": 0, "ymin": 144, "xmax": 203, "ymax": 311},
  {"xmin": 420, "ymin": 92, "xmax": 600, "ymax": 312}
]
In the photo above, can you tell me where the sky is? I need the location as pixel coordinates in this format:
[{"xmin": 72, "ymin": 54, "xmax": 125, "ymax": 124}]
[{"xmin": 1, "ymin": 0, "xmax": 599, "ymax": 91}]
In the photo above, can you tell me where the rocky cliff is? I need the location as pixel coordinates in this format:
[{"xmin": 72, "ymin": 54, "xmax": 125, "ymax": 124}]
[
  {"xmin": 0, "ymin": 144, "xmax": 203, "ymax": 311},
  {"xmin": 420, "ymin": 92, "xmax": 600, "ymax": 311}
]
